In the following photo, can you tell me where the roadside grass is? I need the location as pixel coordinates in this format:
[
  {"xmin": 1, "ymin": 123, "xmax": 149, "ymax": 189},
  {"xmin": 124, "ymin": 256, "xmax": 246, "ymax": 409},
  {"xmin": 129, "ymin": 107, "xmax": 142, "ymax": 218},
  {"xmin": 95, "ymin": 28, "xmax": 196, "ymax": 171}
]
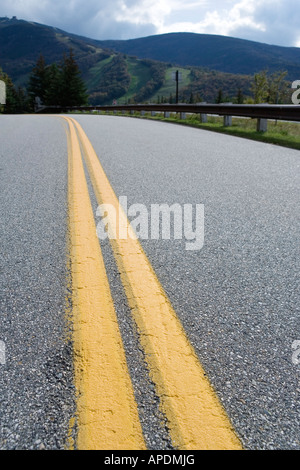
[
  {"xmin": 132, "ymin": 112, "xmax": 300, "ymax": 150},
  {"xmin": 74, "ymin": 110, "xmax": 300, "ymax": 151}
]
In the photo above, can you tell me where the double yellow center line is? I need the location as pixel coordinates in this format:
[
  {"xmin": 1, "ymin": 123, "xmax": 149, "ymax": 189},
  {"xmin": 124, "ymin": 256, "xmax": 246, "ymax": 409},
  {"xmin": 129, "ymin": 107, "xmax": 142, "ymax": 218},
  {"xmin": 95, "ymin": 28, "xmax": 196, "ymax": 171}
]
[{"xmin": 64, "ymin": 115, "xmax": 242, "ymax": 450}]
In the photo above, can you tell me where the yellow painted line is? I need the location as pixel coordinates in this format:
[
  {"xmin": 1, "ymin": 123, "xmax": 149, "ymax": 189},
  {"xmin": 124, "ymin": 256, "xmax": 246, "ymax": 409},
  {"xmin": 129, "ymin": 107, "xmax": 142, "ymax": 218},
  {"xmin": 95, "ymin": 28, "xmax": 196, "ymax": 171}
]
[
  {"xmin": 64, "ymin": 116, "xmax": 146, "ymax": 450},
  {"xmin": 70, "ymin": 116, "xmax": 243, "ymax": 450}
]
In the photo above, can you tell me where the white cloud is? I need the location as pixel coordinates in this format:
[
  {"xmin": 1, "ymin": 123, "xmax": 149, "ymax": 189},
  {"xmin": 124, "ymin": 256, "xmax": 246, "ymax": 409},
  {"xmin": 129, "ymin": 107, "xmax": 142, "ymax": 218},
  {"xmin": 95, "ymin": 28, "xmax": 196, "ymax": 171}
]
[
  {"xmin": 158, "ymin": 1, "xmax": 266, "ymax": 38},
  {"xmin": 114, "ymin": 0, "xmax": 170, "ymax": 31},
  {"xmin": 159, "ymin": 0, "xmax": 299, "ymax": 46}
]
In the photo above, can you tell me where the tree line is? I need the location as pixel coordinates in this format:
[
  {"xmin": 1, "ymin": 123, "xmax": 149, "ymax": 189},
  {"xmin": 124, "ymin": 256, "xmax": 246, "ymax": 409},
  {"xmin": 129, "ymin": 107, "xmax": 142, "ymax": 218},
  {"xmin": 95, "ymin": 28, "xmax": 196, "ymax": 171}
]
[
  {"xmin": 0, "ymin": 52, "xmax": 292, "ymax": 113},
  {"xmin": 0, "ymin": 67, "xmax": 29, "ymax": 113},
  {"xmin": 1, "ymin": 49, "xmax": 88, "ymax": 113},
  {"xmin": 176, "ymin": 68, "xmax": 290, "ymax": 105}
]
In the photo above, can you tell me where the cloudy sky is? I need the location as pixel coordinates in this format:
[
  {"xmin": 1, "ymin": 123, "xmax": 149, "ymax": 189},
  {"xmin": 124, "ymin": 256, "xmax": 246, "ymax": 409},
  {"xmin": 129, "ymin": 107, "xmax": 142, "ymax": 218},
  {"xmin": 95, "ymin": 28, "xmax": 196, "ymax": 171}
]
[{"xmin": 0, "ymin": 0, "xmax": 299, "ymax": 47}]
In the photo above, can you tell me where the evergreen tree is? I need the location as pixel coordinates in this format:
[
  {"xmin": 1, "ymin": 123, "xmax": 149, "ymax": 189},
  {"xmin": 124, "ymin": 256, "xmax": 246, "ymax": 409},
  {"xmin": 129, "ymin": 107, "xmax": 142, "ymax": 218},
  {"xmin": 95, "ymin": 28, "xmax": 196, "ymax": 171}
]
[
  {"xmin": 215, "ymin": 89, "xmax": 224, "ymax": 103},
  {"xmin": 27, "ymin": 54, "xmax": 48, "ymax": 105},
  {"xmin": 58, "ymin": 49, "xmax": 88, "ymax": 107},
  {"xmin": 27, "ymin": 50, "xmax": 88, "ymax": 108},
  {"xmin": 44, "ymin": 63, "xmax": 61, "ymax": 106},
  {"xmin": 0, "ymin": 67, "xmax": 29, "ymax": 113},
  {"xmin": 14, "ymin": 86, "xmax": 30, "ymax": 113},
  {"xmin": 236, "ymin": 88, "xmax": 244, "ymax": 104}
]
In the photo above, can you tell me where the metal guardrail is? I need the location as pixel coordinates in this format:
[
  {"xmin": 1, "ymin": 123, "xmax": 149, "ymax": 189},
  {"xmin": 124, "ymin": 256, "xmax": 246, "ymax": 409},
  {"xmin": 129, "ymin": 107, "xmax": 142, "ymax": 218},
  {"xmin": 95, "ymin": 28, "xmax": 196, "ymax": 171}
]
[{"xmin": 37, "ymin": 103, "xmax": 300, "ymax": 122}]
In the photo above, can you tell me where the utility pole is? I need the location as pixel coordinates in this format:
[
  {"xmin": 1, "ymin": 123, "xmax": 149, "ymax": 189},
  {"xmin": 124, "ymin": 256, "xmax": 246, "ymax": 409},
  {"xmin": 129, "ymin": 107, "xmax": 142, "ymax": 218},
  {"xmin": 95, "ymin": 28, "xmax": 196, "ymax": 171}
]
[{"xmin": 172, "ymin": 70, "xmax": 182, "ymax": 104}]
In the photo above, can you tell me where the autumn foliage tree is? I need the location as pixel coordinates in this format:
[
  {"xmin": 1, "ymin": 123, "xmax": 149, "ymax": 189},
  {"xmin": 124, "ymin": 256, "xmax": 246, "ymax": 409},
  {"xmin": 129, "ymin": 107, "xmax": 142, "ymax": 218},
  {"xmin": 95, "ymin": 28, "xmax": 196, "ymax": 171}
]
[{"xmin": 251, "ymin": 70, "xmax": 289, "ymax": 103}]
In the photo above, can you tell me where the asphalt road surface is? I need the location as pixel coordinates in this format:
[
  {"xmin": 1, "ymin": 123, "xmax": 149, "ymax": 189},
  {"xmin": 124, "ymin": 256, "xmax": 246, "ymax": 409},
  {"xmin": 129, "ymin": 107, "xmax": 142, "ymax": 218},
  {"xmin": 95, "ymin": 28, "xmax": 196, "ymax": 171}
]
[{"xmin": 0, "ymin": 114, "xmax": 299, "ymax": 450}]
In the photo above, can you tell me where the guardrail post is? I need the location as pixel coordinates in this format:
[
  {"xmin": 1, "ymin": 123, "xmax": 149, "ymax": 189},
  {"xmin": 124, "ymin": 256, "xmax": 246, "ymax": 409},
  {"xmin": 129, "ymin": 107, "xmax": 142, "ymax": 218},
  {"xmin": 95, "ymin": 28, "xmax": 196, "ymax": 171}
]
[
  {"xmin": 200, "ymin": 113, "xmax": 207, "ymax": 123},
  {"xmin": 164, "ymin": 111, "xmax": 170, "ymax": 118},
  {"xmin": 151, "ymin": 111, "xmax": 156, "ymax": 116},
  {"xmin": 180, "ymin": 112, "xmax": 186, "ymax": 120},
  {"xmin": 141, "ymin": 110, "xmax": 145, "ymax": 116},
  {"xmin": 257, "ymin": 118, "xmax": 268, "ymax": 132},
  {"xmin": 223, "ymin": 115, "xmax": 232, "ymax": 127}
]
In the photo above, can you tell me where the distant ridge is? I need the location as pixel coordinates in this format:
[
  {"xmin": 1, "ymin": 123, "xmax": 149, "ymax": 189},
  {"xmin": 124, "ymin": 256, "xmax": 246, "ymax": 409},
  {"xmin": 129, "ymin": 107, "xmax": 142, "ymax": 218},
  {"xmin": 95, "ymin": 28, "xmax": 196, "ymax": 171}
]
[{"xmin": 99, "ymin": 32, "xmax": 300, "ymax": 77}]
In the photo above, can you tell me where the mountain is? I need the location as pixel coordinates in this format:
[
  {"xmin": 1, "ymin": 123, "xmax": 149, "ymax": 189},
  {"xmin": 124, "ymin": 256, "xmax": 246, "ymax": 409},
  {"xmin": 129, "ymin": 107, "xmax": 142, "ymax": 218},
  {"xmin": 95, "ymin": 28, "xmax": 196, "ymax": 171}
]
[
  {"xmin": 100, "ymin": 33, "xmax": 300, "ymax": 78},
  {"xmin": 1, "ymin": 17, "xmax": 299, "ymax": 105},
  {"xmin": 0, "ymin": 17, "xmax": 112, "ymax": 85}
]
